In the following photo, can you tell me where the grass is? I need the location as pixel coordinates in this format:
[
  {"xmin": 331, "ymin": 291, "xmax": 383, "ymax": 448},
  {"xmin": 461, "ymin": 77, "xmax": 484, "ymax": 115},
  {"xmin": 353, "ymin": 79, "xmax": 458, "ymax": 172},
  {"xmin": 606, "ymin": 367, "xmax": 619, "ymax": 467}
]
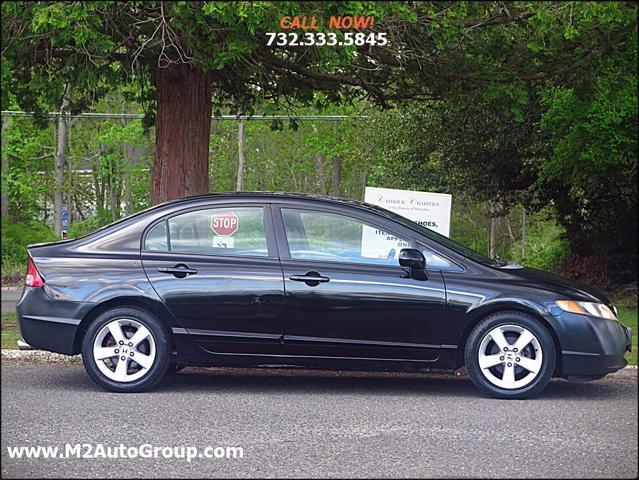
[
  {"xmin": 1, "ymin": 312, "xmax": 21, "ymax": 349},
  {"xmin": 617, "ymin": 305, "xmax": 637, "ymax": 366},
  {"xmin": 1, "ymin": 259, "xmax": 25, "ymax": 287},
  {"xmin": 1, "ymin": 308, "xmax": 637, "ymax": 364}
]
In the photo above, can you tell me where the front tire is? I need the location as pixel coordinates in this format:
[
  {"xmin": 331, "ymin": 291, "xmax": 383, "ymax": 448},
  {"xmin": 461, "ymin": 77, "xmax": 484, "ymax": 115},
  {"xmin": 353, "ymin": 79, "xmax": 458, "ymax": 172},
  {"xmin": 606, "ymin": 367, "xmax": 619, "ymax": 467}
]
[
  {"xmin": 465, "ymin": 311, "xmax": 556, "ymax": 399},
  {"xmin": 81, "ymin": 307, "xmax": 171, "ymax": 392}
]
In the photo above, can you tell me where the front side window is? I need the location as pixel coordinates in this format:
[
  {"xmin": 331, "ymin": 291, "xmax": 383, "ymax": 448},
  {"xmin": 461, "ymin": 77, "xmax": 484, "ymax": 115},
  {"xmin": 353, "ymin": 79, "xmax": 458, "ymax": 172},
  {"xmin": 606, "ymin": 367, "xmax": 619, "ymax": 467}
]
[
  {"xmin": 145, "ymin": 207, "xmax": 268, "ymax": 257},
  {"xmin": 419, "ymin": 244, "xmax": 460, "ymax": 270},
  {"xmin": 281, "ymin": 208, "xmax": 411, "ymax": 266}
]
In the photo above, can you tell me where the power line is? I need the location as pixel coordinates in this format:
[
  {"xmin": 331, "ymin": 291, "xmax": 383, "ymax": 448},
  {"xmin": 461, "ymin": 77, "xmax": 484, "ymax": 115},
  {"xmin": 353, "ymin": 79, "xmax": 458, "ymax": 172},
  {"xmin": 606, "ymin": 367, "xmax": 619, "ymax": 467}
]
[{"xmin": 1, "ymin": 111, "xmax": 366, "ymax": 121}]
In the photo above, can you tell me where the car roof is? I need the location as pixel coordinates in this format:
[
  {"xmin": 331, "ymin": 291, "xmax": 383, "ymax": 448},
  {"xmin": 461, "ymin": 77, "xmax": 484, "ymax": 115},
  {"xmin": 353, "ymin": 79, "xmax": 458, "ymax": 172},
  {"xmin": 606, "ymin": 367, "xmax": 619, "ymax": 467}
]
[{"xmin": 154, "ymin": 191, "xmax": 379, "ymax": 213}]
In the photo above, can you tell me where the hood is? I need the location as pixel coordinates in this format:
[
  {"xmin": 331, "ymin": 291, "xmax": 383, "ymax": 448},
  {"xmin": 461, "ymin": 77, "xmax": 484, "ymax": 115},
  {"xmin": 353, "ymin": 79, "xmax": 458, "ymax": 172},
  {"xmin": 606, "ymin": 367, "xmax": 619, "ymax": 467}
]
[{"xmin": 501, "ymin": 266, "xmax": 611, "ymax": 305}]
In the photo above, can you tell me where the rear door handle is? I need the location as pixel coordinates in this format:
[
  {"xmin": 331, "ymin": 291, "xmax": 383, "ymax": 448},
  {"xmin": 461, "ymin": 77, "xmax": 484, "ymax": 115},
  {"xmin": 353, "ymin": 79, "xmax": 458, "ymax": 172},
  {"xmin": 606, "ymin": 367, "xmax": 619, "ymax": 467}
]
[
  {"xmin": 289, "ymin": 272, "xmax": 330, "ymax": 286},
  {"xmin": 157, "ymin": 264, "xmax": 198, "ymax": 278}
]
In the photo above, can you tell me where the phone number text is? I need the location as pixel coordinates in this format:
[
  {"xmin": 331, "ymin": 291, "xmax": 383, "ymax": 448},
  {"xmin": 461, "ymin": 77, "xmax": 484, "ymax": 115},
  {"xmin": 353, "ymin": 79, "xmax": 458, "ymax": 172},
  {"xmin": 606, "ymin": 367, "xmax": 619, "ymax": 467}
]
[{"xmin": 266, "ymin": 32, "xmax": 388, "ymax": 47}]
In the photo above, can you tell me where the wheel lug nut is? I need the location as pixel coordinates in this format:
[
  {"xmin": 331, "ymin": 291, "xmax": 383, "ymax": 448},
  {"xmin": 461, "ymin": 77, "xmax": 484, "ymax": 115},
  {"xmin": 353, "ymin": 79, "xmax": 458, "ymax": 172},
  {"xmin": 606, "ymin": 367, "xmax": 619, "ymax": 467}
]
[
  {"xmin": 121, "ymin": 356, "xmax": 125, "ymax": 361},
  {"xmin": 128, "ymin": 342, "xmax": 133, "ymax": 347},
  {"xmin": 119, "ymin": 341, "xmax": 124, "ymax": 345},
  {"xmin": 114, "ymin": 349, "xmax": 119, "ymax": 354},
  {"xmin": 516, "ymin": 357, "xmax": 520, "ymax": 362},
  {"xmin": 503, "ymin": 347, "xmax": 508, "ymax": 351},
  {"xmin": 507, "ymin": 362, "xmax": 512, "ymax": 367},
  {"xmin": 513, "ymin": 348, "xmax": 518, "ymax": 352},
  {"xmin": 500, "ymin": 356, "xmax": 504, "ymax": 361},
  {"xmin": 130, "ymin": 352, "xmax": 134, "ymax": 356}
]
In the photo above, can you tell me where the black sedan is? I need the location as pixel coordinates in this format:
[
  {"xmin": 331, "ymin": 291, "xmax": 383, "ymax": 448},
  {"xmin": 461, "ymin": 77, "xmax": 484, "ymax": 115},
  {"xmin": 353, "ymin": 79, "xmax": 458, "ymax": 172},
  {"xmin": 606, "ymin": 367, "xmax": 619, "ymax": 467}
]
[{"xmin": 16, "ymin": 193, "xmax": 632, "ymax": 398}]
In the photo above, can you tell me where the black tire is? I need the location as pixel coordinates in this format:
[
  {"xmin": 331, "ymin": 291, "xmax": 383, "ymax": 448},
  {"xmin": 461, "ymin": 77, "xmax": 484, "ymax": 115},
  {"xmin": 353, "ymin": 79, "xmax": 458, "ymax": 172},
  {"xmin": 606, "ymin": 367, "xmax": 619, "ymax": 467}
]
[
  {"xmin": 81, "ymin": 307, "xmax": 171, "ymax": 393},
  {"xmin": 465, "ymin": 311, "xmax": 556, "ymax": 399}
]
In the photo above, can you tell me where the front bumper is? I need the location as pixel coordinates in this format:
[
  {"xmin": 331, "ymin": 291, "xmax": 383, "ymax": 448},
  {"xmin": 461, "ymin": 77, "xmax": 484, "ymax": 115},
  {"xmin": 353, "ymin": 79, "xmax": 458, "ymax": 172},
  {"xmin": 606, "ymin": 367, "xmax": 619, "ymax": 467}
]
[
  {"xmin": 16, "ymin": 287, "xmax": 89, "ymax": 355},
  {"xmin": 553, "ymin": 310, "xmax": 632, "ymax": 379}
]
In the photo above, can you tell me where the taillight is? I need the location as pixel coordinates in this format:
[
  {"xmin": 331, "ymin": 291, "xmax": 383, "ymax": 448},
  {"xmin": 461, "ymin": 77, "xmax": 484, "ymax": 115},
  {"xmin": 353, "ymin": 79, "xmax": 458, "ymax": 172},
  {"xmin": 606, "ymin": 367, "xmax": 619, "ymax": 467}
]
[{"xmin": 26, "ymin": 257, "xmax": 44, "ymax": 287}]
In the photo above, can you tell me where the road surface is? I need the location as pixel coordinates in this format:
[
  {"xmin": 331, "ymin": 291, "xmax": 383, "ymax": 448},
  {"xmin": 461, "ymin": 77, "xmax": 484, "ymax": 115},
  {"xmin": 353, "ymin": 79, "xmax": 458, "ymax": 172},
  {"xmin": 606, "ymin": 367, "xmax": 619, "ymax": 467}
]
[{"xmin": 1, "ymin": 361, "xmax": 637, "ymax": 478}]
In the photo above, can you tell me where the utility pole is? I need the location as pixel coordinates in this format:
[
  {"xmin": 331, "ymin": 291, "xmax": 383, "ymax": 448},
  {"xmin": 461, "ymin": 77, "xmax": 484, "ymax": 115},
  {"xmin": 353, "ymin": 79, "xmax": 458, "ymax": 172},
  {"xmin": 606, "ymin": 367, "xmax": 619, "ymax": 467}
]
[{"xmin": 236, "ymin": 119, "xmax": 245, "ymax": 191}]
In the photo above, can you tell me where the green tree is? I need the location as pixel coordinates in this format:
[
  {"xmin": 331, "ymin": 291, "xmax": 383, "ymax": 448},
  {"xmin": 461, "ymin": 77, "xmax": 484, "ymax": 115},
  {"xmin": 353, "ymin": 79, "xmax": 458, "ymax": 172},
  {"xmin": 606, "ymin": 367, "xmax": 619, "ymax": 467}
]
[
  {"xmin": 363, "ymin": 2, "xmax": 637, "ymax": 284},
  {"xmin": 4, "ymin": 1, "xmax": 622, "ymax": 204}
]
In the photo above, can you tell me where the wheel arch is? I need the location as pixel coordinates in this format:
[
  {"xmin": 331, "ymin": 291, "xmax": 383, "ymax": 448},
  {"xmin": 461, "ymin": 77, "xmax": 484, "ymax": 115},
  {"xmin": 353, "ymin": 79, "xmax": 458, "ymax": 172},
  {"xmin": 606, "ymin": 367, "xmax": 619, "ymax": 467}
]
[
  {"xmin": 72, "ymin": 296, "xmax": 178, "ymax": 355},
  {"xmin": 455, "ymin": 301, "xmax": 564, "ymax": 375}
]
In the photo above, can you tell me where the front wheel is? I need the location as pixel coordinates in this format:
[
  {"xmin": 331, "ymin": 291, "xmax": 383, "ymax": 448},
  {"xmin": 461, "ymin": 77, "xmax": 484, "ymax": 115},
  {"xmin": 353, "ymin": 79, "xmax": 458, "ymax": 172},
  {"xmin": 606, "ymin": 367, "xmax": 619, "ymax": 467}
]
[
  {"xmin": 81, "ymin": 307, "xmax": 171, "ymax": 392},
  {"xmin": 465, "ymin": 312, "xmax": 556, "ymax": 399}
]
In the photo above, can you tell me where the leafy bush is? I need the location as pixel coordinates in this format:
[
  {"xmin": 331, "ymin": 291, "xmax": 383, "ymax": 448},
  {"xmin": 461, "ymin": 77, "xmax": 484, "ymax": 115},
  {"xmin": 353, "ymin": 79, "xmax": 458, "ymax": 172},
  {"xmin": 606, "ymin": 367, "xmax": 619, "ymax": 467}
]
[
  {"xmin": 509, "ymin": 214, "xmax": 570, "ymax": 272},
  {"xmin": 67, "ymin": 211, "xmax": 117, "ymax": 239},
  {"xmin": 1, "ymin": 220, "xmax": 56, "ymax": 279},
  {"xmin": 558, "ymin": 255, "xmax": 611, "ymax": 292}
]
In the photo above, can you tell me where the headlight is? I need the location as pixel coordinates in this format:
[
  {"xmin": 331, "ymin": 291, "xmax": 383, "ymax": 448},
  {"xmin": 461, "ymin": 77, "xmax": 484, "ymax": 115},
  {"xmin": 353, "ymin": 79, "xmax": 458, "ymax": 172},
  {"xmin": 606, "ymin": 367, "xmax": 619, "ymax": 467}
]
[{"xmin": 556, "ymin": 300, "xmax": 617, "ymax": 320}]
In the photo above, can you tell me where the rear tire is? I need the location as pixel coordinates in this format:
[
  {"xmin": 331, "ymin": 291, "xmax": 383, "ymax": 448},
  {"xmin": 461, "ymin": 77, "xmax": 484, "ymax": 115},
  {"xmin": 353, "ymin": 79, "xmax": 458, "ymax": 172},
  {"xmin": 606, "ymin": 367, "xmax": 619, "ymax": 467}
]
[
  {"xmin": 81, "ymin": 307, "xmax": 171, "ymax": 393},
  {"xmin": 465, "ymin": 311, "xmax": 556, "ymax": 399}
]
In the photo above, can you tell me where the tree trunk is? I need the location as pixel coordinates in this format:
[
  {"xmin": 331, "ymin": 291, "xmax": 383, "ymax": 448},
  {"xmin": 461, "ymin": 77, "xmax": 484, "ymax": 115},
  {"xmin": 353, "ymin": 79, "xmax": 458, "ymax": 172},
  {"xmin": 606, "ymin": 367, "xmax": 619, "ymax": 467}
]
[
  {"xmin": 152, "ymin": 64, "xmax": 212, "ymax": 204},
  {"xmin": 489, "ymin": 216, "xmax": 498, "ymax": 259},
  {"xmin": 331, "ymin": 156, "xmax": 342, "ymax": 197},
  {"xmin": 236, "ymin": 119, "xmax": 245, "ymax": 191},
  {"xmin": 93, "ymin": 161, "xmax": 104, "ymax": 216},
  {"xmin": 314, "ymin": 155, "xmax": 327, "ymax": 194},
  {"xmin": 54, "ymin": 86, "xmax": 70, "ymax": 237},
  {"xmin": 1, "ymin": 115, "xmax": 9, "ymax": 219},
  {"xmin": 109, "ymin": 157, "xmax": 116, "ymax": 222}
]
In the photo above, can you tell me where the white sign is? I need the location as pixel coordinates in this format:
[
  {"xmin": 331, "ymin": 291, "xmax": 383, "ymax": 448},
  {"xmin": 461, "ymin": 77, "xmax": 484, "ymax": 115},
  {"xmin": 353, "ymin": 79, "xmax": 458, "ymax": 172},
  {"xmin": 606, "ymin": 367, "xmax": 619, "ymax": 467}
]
[
  {"xmin": 361, "ymin": 187, "xmax": 452, "ymax": 260},
  {"xmin": 365, "ymin": 187, "xmax": 452, "ymax": 236}
]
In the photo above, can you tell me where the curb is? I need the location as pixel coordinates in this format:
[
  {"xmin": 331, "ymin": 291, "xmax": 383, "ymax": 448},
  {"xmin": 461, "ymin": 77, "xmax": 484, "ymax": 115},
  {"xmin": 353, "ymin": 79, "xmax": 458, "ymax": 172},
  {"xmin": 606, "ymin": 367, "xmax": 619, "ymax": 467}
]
[{"xmin": 2, "ymin": 349, "xmax": 637, "ymax": 378}]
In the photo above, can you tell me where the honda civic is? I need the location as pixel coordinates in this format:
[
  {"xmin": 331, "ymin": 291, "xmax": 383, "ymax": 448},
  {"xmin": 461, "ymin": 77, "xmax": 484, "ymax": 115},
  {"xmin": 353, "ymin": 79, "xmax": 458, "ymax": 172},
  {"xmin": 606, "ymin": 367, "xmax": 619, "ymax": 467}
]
[{"xmin": 16, "ymin": 193, "xmax": 632, "ymax": 398}]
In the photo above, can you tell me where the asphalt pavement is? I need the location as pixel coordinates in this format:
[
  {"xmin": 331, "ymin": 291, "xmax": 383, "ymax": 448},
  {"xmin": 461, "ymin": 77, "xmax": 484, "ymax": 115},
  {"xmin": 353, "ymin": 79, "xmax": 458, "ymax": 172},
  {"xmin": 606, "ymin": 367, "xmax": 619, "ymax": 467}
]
[{"xmin": 1, "ymin": 361, "xmax": 637, "ymax": 478}]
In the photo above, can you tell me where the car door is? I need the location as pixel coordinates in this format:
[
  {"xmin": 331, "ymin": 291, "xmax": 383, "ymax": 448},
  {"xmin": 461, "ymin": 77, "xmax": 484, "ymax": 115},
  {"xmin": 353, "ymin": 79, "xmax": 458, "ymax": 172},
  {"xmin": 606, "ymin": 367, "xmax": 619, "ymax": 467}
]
[
  {"xmin": 141, "ymin": 203, "xmax": 285, "ymax": 355},
  {"xmin": 274, "ymin": 204, "xmax": 448, "ymax": 361}
]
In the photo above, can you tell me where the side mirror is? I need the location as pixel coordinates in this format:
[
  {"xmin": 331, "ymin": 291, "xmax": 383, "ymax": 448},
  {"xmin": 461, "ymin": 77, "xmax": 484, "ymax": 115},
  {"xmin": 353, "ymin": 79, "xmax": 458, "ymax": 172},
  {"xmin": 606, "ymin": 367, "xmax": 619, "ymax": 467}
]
[{"xmin": 399, "ymin": 248, "xmax": 427, "ymax": 279}]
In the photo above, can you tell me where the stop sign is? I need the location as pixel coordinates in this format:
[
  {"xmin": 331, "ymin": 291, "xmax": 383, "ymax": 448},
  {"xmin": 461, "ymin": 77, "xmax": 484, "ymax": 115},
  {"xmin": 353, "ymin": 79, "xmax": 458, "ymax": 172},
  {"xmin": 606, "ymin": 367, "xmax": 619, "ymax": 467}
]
[{"xmin": 211, "ymin": 212, "xmax": 239, "ymax": 236}]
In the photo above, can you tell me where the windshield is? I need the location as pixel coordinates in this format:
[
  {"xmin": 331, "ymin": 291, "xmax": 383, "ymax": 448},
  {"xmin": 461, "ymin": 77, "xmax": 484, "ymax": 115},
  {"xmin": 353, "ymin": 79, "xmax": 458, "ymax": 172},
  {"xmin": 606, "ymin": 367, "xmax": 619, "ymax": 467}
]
[{"xmin": 366, "ymin": 204, "xmax": 495, "ymax": 265}]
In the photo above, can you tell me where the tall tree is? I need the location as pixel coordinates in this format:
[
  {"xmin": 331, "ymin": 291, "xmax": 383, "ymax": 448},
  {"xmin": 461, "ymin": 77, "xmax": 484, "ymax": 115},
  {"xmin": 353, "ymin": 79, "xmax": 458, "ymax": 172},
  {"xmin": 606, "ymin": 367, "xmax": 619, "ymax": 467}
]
[{"xmin": 3, "ymin": 1, "xmax": 622, "ymax": 204}]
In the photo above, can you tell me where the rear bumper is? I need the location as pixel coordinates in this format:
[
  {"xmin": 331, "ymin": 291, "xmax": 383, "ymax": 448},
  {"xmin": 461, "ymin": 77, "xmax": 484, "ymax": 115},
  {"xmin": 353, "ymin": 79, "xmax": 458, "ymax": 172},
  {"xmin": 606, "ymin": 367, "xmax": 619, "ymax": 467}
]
[
  {"xmin": 555, "ymin": 311, "xmax": 632, "ymax": 378},
  {"xmin": 16, "ymin": 287, "xmax": 88, "ymax": 355}
]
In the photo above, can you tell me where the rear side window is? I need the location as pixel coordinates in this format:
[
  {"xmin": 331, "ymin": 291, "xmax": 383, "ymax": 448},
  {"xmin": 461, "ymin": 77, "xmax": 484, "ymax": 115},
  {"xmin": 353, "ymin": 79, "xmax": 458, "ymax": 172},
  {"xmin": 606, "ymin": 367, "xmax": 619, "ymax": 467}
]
[
  {"xmin": 145, "ymin": 221, "xmax": 168, "ymax": 251},
  {"xmin": 144, "ymin": 207, "xmax": 268, "ymax": 257}
]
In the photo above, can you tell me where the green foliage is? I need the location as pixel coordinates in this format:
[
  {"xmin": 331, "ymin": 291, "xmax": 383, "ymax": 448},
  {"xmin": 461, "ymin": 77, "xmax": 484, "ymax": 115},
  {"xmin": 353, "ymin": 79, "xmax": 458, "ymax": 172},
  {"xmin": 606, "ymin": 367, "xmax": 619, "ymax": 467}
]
[
  {"xmin": 209, "ymin": 104, "xmax": 368, "ymax": 199},
  {"xmin": 2, "ymin": 117, "xmax": 54, "ymax": 221},
  {"xmin": 359, "ymin": 2, "xmax": 637, "ymax": 284},
  {"xmin": 1, "ymin": 1, "xmax": 637, "ymax": 289},
  {"xmin": 509, "ymin": 211, "xmax": 570, "ymax": 271},
  {"xmin": 66, "ymin": 211, "xmax": 115, "ymax": 239},
  {"xmin": 0, "ymin": 219, "xmax": 56, "ymax": 266}
]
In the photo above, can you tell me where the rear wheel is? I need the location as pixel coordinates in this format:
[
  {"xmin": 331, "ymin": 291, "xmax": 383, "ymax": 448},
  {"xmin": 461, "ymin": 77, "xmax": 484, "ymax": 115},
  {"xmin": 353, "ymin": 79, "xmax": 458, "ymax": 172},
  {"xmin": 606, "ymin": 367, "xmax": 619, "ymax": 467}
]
[
  {"xmin": 465, "ymin": 311, "xmax": 556, "ymax": 399},
  {"xmin": 81, "ymin": 307, "xmax": 171, "ymax": 392}
]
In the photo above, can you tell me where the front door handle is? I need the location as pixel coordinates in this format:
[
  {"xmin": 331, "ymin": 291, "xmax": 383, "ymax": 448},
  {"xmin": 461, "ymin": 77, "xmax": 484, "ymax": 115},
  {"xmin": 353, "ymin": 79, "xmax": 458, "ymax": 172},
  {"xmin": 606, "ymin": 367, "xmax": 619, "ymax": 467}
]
[
  {"xmin": 290, "ymin": 271, "xmax": 330, "ymax": 287},
  {"xmin": 157, "ymin": 264, "xmax": 198, "ymax": 278}
]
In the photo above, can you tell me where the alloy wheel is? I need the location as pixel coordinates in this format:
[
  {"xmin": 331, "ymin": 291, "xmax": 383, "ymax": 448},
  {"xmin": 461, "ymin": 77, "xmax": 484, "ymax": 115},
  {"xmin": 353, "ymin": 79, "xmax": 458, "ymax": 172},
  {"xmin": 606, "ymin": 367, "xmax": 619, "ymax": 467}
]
[
  {"xmin": 92, "ymin": 318, "xmax": 156, "ymax": 383},
  {"xmin": 477, "ymin": 324, "xmax": 543, "ymax": 390}
]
